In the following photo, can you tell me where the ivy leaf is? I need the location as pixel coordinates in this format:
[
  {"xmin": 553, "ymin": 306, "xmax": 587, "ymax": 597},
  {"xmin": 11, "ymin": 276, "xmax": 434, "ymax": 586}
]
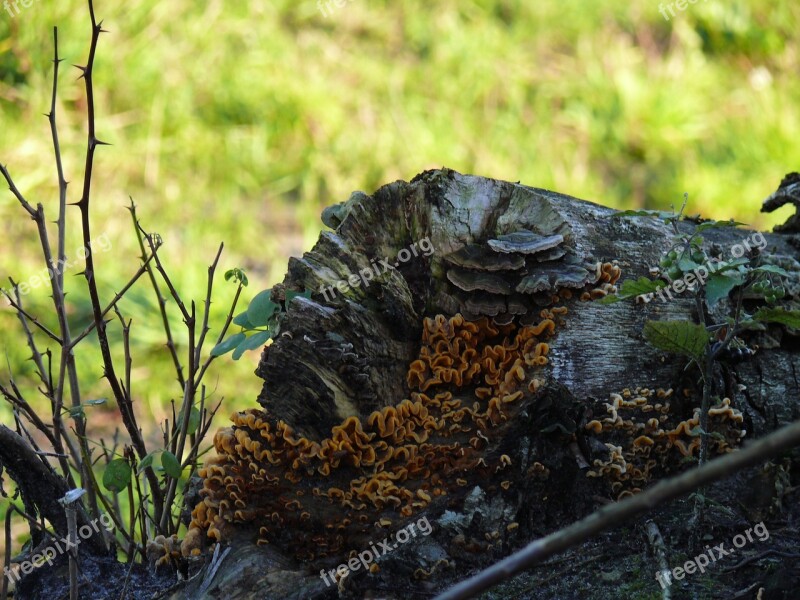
[
  {"xmin": 210, "ymin": 332, "xmax": 246, "ymax": 357},
  {"xmin": 706, "ymin": 272, "xmax": 743, "ymax": 307},
  {"xmin": 643, "ymin": 320, "xmax": 710, "ymax": 360},
  {"xmin": 694, "ymin": 219, "xmax": 747, "ymax": 233},
  {"xmin": 752, "ymin": 265, "xmax": 790, "ymax": 277},
  {"xmin": 247, "ymin": 290, "xmax": 280, "ymax": 327},
  {"xmin": 161, "ymin": 451, "xmax": 182, "ymax": 479},
  {"xmin": 232, "ymin": 330, "xmax": 273, "ymax": 360},
  {"xmin": 598, "ymin": 277, "xmax": 667, "ymax": 304},
  {"xmin": 753, "ymin": 307, "xmax": 800, "ymax": 328},
  {"xmin": 103, "ymin": 459, "xmax": 132, "ymax": 493}
]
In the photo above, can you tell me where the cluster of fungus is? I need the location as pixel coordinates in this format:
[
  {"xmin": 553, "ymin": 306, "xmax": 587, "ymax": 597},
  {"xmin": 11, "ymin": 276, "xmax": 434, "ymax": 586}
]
[
  {"xmin": 584, "ymin": 388, "xmax": 746, "ymax": 499},
  {"xmin": 439, "ymin": 230, "xmax": 598, "ymax": 324},
  {"xmin": 183, "ymin": 311, "xmax": 564, "ymax": 560}
]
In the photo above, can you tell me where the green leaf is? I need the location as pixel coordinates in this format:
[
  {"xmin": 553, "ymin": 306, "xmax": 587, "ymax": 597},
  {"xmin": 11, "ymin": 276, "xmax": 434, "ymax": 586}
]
[
  {"xmin": 706, "ymin": 272, "xmax": 743, "ymax": 307},
  {"xmin": 643, "ymin": 320, "xmax": 710, "ymax": 360},
  {"xmin": 177, "ymin": 407, "xmax": 201, "ymax": 435},
  {"xmin": 753, "ymin": 307, "xmax": 800, "ymax": 328},
  {"xmin": 83, "ymin": 398, "xmax": 107, "ymax": 407},
  {"xmin": 694, "ymin": 219, "xmax": 747, "ymax": 233},
  {"xmin": 752, "ymin": 265, "xmax": 790, "ymax": 277},
  {"xmin": 211, "ymin": 332, "xmax": 246, "ymax": 357},
  {"xmin": 161, "ymin": 451, "xmax": 182, "ymax": 479},
  {"xmin": 246, "ymin": 290, "xmax": 280, "ymax": 327},
  {"xmin": 232, "ymin": 329, "xmax": 273, "ymax": 360},
  {"xmin": 714, "ymin": 258, "xmax": 750, "ymax": 273},
  {"xmin": 598, "ymin": 276, "xmax": 667, "ymax": 304},
  {"xmin": 137, "ymin": 451, "xmax": 157, "ymax": 473},
  {"xmin": 677, "ymin": 256, "xmax": 701, "ymax": 272},
  {"xmin": 103, "ymin": 459, "xmax": 132, "ymax": 493},
  {"xmin": 224, "ymin": 268, "xmax": 249, "ymax": 287},
  {"xmin": 285, "ymin": 289, "xmax": 312, "ymax": 304},
  {"xmin": 67, "ymin": 405, "xmax": 86, "ymax": 419},
  {"xmin": 232, "ymin": 310, "xmax": 255, "ymax": 328}
]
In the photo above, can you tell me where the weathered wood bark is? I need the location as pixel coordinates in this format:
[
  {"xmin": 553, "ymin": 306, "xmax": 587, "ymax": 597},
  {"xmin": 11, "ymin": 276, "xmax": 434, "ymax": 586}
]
[{"xmin": 167, "ymin": 169, "xmax": 799, "ymax": 600}]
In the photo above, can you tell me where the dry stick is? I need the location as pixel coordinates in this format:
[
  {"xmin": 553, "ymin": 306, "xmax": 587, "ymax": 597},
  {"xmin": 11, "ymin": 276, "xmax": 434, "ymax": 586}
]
[
  {"xmin": 433, "ymin": 418, "xmax": 800, "ymax": 600},
  {"xmin": 73, "ymin": 0, "xmax": 164, "ymax": 524},
  {"xmin": 193, "ymin": 244, "xmax": 225, "ymax": 370},
  {"xmin": 2, "ymin": 284, "xmax": 79, "ymax": 479},
  {"xmin": 0, "ymin": 379, "xmax": 61, "ymax": 457},
  {"xmin": 60, "ymin": 491, "xmax": 82, "ymax": 600},
  {"xmin": 1, "ymin": 509, "xmax": 12, "ymax": 600},
  {"xmin": 645, "ymin": 520, "xmax": 671, "ymax": 600},
  {"xmin": 129, "ymin": 201, "xmax": 185, "ymax": 388},
  {"xmin": 68, "ymin": 252, "xmax": 158, "ymax": 348},
  {"xmin": 1, "ymin": 286, "xmax": 61, "ymax": 344},
  {"xmin": 45, "ymin": 28, "xmax": 98, "ymax": 522},
  {"xmin": 193, "ymin": 280, "xmax": 245, "ymax": 389},
  {"xmin": 12, "ymin": 285, "xmax": 53, "ymax": 398}
]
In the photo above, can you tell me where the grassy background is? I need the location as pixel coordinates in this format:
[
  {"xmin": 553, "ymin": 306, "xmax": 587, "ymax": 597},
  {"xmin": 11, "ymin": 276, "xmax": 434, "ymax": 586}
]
[{"xmin": 1, "ymin": 0, "xmax": 799, "ymax": 556}]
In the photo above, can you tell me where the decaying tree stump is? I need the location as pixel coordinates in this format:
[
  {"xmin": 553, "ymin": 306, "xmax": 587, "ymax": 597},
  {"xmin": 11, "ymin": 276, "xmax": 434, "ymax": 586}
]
[{"xmin": 170, "ymin": 169, "xmax": 799, "ymax": 599}]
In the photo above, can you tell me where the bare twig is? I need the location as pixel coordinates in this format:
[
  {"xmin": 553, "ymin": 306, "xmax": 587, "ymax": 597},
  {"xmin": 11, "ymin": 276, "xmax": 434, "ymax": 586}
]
[
  {"xmin": 72, "ymin": 0, "xmax": 164, "ymax": 522},
  {"xmin": 129, "ymin": 200, "xmax": 185, "ymax": 388}
]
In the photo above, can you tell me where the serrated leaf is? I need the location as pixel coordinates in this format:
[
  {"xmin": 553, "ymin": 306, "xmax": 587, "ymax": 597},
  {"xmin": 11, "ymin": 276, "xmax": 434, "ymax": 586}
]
[
  {"xmin": 714, "ymin": 258, "xmax": 750, "ymax": 273},
  {"xmin": 752, "ymin": 265, "xmax": 790, "ymax": 277},
  {"xmin": 103, "ymin": 459, "xmax": 132, "ymax": 493},
  {"xmin": 232, "ymin": 310, "xmax": 255, "ymax": 328},
  {"xmin": 246, "ymin": 290, "xmax": 280, "ymax": 327},
  {"xmin": 210, "ymin": 332, "xmax": 246, "ymax": 357},
  {"xmin": 678, "ymin": 256, "xmax": 701, "ymax": 272},
  {"xmin": 161, "ymin": 451, "xmax": 182, "ymax": 479},
  {"xmin": 643, "ymin": 320, "xmax": 709, "ymax": 360},
  {"xmin": 232, "ymin": 329, "xmax": 273, "ymax": 360},
  {"xmin": 753, "ymin": 307, "xmax": 800, "ymax": 328},
  {"xmin": 597, "ymin": 294, "xmax": 624, "ymax": 305},
  {"xmin": 177, "ymin": 407, "xmax": 201, "ymax": 435},
  {"xmin": 694, "ymin": 219, "xmax": 747, "ymax": 233},
  {"xmin": 599, "ymin": 276, "xmax": 667, "ymax": 304},
  {"xmin": 706, "ymin": 272, "xmax": 743, "ymax": 307}
]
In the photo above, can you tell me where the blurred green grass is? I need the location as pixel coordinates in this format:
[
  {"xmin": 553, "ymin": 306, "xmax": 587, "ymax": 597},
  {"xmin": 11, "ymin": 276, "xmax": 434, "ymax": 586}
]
[{"xmin": 0, "ymin": 0, "xmax": 799, "ymax": 554}]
